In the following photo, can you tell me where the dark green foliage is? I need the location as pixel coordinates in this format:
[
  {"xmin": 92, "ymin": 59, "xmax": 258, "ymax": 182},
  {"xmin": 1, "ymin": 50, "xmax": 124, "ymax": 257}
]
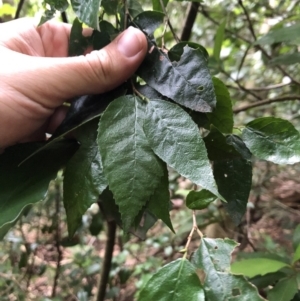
[
  {"xmin": 137, "ymin": 44, "xmax": 216, "ymax": 112},
  {"xmin": 64, "ymin": 120, "xmax": 107, "ymax": 237},
  {"xmin": 242, "ymin": 117, "xmax": 300, "ymax": 164},
  {"xmin": 138, "ymin": 259, "xmax": 205, "ymax": 301},
  {"xmin": 204, "ymin": 128, "xmax": 252, "ymax": 224},
  {"xmin": 3, "ymin": 1, "xmax": 300, "ymax": 299},
  {"xmin": 98, "ymin": 96, "xmax": 165, "ymax": 231},
  {"xmin": 186, "ymin": 189, "xmax": 217, "ymax": 210},
  {"xmin": 191, "ymin": 238, "xmax": 266, "ymax": 301},
  {"xmin": 0, "ymin": 140, "xmax": 78, "ymax": 236},
  {"xmin": 143, "ymin": 99, "xmax": 222, "ymax": 199}
]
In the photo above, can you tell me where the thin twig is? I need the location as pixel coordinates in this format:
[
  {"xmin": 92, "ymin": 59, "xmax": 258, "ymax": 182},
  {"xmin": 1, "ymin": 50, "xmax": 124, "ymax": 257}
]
[
  {"xmin": 159, "ymin": 0, "xmax": 180, "ymax": 43},
  {"xmin": 199, "ymin": 4, "xmax": 300, "ymax": 86},
  {"xmin": 247, "ymin": 82, "xmax": 291, "ymax": 91},
  {"xmin": 198, "ymin": 4, "xmax": 252, "ymax": 44},
  {"xmin": 180, "ymin": 2, "xmax": 200, "ymax": 41},
  {"xmin": 52, "ymin": 180, "xmax": 63, "ymax": 298},
  {"xmin": 234, "ymin": 94, "xmax": 300, "ymax": 113},
  {"xmin": 221, "ymin": 68, "xmax": 262, "ymax": 100},
  {"xmin": 95, "ymin": 221, "xmax": 117, "ymax": 301},
  {"xmin": 238, "ymin": 0, "xmax": 257, "ymax": 41},
  {"xmin": 14, "ymin": 0, "xmax": 26, "ymax": 19},
  {"xmin": 237, "ymin": 44, "xmax": 252, "ymax": 80},
  {"xmin": 61, "ymin": 12, "xmax": 68, "ymax": 23}
]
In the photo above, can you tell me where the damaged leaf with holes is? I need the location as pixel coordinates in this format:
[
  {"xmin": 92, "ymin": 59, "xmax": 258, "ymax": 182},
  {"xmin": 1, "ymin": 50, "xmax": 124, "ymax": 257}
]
[{"xmin": 191, "ymin": 238, "xmax": 266, "ymax": 301}]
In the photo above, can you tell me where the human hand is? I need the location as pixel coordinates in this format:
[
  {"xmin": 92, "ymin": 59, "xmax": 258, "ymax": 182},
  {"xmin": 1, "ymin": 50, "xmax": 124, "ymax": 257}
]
[{"xmin": 0, "ymin": 18, "xmax": 147, "ymax": 149}]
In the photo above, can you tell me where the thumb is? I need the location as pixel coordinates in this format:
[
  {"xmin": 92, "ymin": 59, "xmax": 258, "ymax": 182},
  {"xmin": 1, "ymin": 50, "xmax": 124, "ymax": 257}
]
[{"xmin": 7, "ymin": 27, "xmax": 148, "ymax": 109}]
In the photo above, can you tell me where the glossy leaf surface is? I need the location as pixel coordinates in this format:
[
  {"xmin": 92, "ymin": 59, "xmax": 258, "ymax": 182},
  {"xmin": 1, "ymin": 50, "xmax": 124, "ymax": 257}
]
[
  {"xmin": 144, "ymin": 99, "xmax": 222, "ymax": 199},
  {"xmin": 0, "ymin": 141, "xmax": 78, "ymax": 234},
  {"xmin": 242, "ymin": 117, "xmax": 300, "ymax": 164},
  {"xmin": 138, "ymin": 259, "xmax": 204, "ymax": 301},
  {"xmin": 64, "ymin": 119, "xmax": 108, "ymax": 237},
  {"xmin": 204, "ymin": 129, "xmax": 252, "ymax": 224},
  {"xmin": 98, "ymin": 96, "xmax": 164, "ymax": 231},
  {"xmin": 186, "ymin": 189, "xmax": 217, "ymax": 210},
  {"xmin": 192, "ymin": 238, "xmax": 266, "ymax": 301},
  {"xmin": 207, "ymin": 77, "xmax": 233, "ymax": 133},
  {"xmin": 138, "ymin": 45, "xmax": 216, "ymax": 112},
  {"xmin": 71, "ymin": 0, "xmax": 100, "ymax": 29}
]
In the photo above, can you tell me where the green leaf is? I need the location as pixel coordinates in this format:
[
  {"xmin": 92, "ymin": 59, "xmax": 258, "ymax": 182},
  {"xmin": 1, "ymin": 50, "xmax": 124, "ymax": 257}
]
[
  {"xmin": 99, "ymin": 20, "xmax": 119, "ymax": 36},
  {"xmin": 64, "ymin": 119, "xmax": 108, "ymax": 237},
  {"xmin": 293, "ymin": 244, "xmax": 300, "ymax": 264},
  {"xmin": 242, "ymin": 117, "xmax": 300, "ymax": 165},
  {"xmin": 268, "ymin": 276, "xmax": 298, "ymax": 301},
  {"xmin": 168, "ymin": 42, "xmax": 209, "ymax": 61},
  {"xmin": 39, "ymin": 0, "xmax": 68, "ymax": 24},
  {"xmin": 152, "ymin": 0, "xmax": 168, "ymax": 12},
  {"xmin": 71, "ymin": 0, "xmax": 101, "ymax": 29},
  {"xmin": 46, "ymin": 0, "xmax": 68, "ymax": 11},
  {"xmin": 138, "ymin": 258, "xmax": 205, "ymax": 301},
  {"xmin": 293, "ymin": 225, "xmax": 300, "ymax": 250},
  {"xmin": 119, "ymin": 0, "xmax": 143, "ymax": 30},
  {"xmin": 98, "ymin": 95, "xmax": 164, "ymax": 231},
  {"xmin": 99, "ymin": 188, "xmax": 157, "ymax": 240},
  {"xmin": 53, "ymin": 86, "xmax": 126, "ymax": 141},
  {"xmin": 256, "ymin": 23, "xmax": 300, "ymax": 45},
  {"xmin": 207, "ymin": 77, "xmax": 233, "ymax": 133},
  {"xmin": 0, "ymin": 140, "xmax": 78, "ymax": 235},
  {"xmin": 147, "ymin": 162, "xmax": 174, "ymax": 232},
  {"xmin": 192, "ymin": 238, "xmax": 266, "ymax": 301},
  {"xmin": 213, "ymin": 20, "xmax": 226, "ymax": 61},
  {"xmin": 132, "ymin": 11, "xmax": 165, "ymax": 36},
  {"xmin": 101, "ymin": 0, "xmax": 119, "ymax": 15},
  {"xmin": 39, "ymin": 6, "xmax": 56, "ymax": 25},
  {"xmin": 269, "ymin": 53, "xmax": 300, "ymax": 66},
  {"xmin": 231, "ymin": 258, "xmax": 290, "ymax": 278},
  {"xmin": 138, "ymin": 44, "xmax": 216, "ymax": 112},
  {"xmin": 92, "ymin": 30, "xmax": 111, "ymax": 50},
  {"xmin": 89, "ymin": 212, "xmax": 104, "ymax": 236},
  {"xmin": 144, "ymin": 99, "xmax": 222, "ymax": 199},
  {"xmin": 69, "ymin": 18, "xmax": 91, "ymax": 56},
  {"xmin": 186, "ymin": 189, "xmax": 217, "ymax": 210},
  {"xmin": 204, "ymin": 129, "xmax": 252, "ymax": 224},
  {"xmin": 250, "ymin": 271, "xmax": 288, "ymax": 290}
]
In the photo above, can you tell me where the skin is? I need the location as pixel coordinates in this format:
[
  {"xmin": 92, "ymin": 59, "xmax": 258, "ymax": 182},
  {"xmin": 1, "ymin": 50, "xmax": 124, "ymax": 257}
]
[{"xmin": 0, "ymin": 18, "xmax": 148, "ymax": 149}]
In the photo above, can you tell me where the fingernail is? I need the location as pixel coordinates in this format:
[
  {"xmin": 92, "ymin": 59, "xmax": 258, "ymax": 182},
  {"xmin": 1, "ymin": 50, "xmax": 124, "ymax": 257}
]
[{"xmin": 117, "ymin": 27, "xmax": 143, "ymax": 57}]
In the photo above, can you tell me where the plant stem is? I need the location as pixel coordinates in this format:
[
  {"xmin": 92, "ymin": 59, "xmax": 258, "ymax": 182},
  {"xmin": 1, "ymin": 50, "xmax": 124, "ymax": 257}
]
[
  {"xmin": 95, "ymin": 221, "xmax": 117, "ymax": 301},
  {"xmin": 180, "ymin": 2, "xmax": 199, "ymax": 41},
  {"xmin": 234, "ymin": 94, "xmax": 300, "ymax": 113},
  {"xmin": 61, "ymin": 12, "xmax": 68, "ymax": 23},
  {"xmin": 52, "ymin": 180, "xmax": 63, "ymax": 298},
  {"xmin": 159, "ymin": 0, "xmax": 179, "ymax": 43},
  {"xmin": 14, "ymin": 0, "xmax": 26, "ymax": 19}
]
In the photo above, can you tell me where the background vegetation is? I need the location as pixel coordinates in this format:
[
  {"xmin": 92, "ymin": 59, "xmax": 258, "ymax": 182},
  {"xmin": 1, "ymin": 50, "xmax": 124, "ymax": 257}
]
[{"xmin": 1, "ymin": 0, "xmax": 300, "ymax": 300}]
